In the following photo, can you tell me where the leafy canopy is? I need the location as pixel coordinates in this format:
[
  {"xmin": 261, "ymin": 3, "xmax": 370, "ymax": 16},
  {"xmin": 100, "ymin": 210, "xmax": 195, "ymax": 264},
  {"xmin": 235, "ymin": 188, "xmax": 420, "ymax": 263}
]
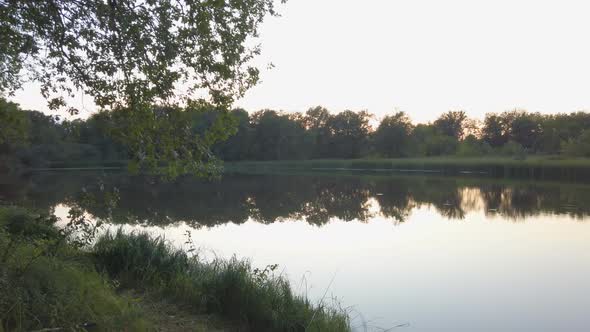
[
  {"xmin": 1, "ymin": 0, "xmax": 282, "ymax": 108},
  {"xmin": 0, "ymin": 0, "xmax": 284, "ymax": 176}
]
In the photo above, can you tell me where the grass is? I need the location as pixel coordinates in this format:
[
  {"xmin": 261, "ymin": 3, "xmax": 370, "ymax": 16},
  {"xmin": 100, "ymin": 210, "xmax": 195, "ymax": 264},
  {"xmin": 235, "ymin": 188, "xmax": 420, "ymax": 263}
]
[
  {"xmin": 0, "ymin": 207, "xmax": 148, "ymax": 331},
  {"xmin": 226, "ymin": 156, "xmax": 590, "ymax": 182},
  {"xmin": 0, "ymin": 206, "xmax": 351, "ymax": 331},
  {"xmin": 92, "ymin": 230, "xmax": 351, "ymax": 332}
]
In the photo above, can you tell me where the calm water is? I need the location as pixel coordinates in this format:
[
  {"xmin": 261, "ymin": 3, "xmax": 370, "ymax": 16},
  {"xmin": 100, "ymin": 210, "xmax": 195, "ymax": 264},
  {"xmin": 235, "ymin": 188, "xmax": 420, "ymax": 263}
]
[{"xmin": 2, "ymin": 171, "xmax": 590, "ymax": 331}]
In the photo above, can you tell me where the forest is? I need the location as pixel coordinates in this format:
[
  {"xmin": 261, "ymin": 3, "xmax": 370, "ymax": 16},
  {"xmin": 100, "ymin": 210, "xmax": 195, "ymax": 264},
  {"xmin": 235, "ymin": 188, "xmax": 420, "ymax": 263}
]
[{"xmin": 3, "ymin": 98, "xmax": 590, "ymax": 172}]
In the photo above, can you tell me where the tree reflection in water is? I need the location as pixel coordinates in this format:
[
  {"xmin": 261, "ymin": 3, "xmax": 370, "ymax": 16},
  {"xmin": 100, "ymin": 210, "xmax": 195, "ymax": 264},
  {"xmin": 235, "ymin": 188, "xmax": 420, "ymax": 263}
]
[{"xmin": 3, "ymin": 171, "xmax": 590, "ymax": 227}]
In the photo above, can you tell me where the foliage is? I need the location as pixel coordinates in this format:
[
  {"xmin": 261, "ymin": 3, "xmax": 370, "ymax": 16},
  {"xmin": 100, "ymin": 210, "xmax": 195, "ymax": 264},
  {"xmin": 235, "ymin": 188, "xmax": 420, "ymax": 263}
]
[
  {"xmin": 433, "ymin": 110, "xmax": 467, "ymax": 139},
  {"xmin": 214, "ymin": 108, "xmax": 252, "ymax": 161},
  {"xmin": 2, "ymin": 98, "xmax": 237, "ymax": 177},
  {"xmin": 0, "ymin": 207, "xmax": 148, "ymax": 331},
  {"xmin": 326, "ymin": 110, "xmax": 372, "ymax": 158},
  {"xmin": 498, "ymin": 140, "xmax": 527, "ymax": 159},
  {"xmin": 410, "ymin": 124, "xmax": 458, "ymax": 156},
  {"xmin": 482, "ymin": 113, "xmax": 508, "ymax": 147},
  {"xmin": 303, "ymin": 106, "xmax": 332, "ymax": 158},
  {"xmin": 1, "ymin": 0, "xmax": 285, "ymax": 178},
  {"xmin": 108, "ymin": 100, "xmax": 237, "ymax": 178},
  {"xmin": 0, "ymin": 205, "xmax": 350, "ymax": 331},
  {"xmin": 563, "ymin": 130, "xmax": 590, "ymax": 157},
  {"xmin": 5, "ymin": 98, "xmax": 590, "ymax": 167},
  {"xmin": 0, "ymin": 0, "xmax": 283, "ymax": 108},
  {"xmin": 483, "ymin": 110, "xmax": 545, "ymax": 152},
  {"xmin": 93, "ymin": 230, "xmax": 351, "ymax": 332},
  {"xmin": 373, "ymin": 111, "xmax": 413, "ymax": 157},
  {"xmin": 0, "ymin": 99, "xmax": 29, "ymax": 150},
  {"xmin": 456, "ymin": 135, "xmax": 492, "ymax": 157},
  {"xmin": 505, "ymin": 110, "xmax": 543, "ymax": 150},
  {"xmin": 249, "ymin": 109, "xmax": 308, "ymax": 160}
]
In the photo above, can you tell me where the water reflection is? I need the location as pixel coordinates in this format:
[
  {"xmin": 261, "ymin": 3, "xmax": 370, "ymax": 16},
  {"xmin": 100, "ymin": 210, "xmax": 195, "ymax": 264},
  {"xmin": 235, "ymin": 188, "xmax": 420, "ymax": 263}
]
[
  {"xmin": 3, "ymin": 171, "xmax": 590, "ymax": 226},
  {"xmin": 3, "ymin": 171, "xmax": 590, "ymax": 331}
]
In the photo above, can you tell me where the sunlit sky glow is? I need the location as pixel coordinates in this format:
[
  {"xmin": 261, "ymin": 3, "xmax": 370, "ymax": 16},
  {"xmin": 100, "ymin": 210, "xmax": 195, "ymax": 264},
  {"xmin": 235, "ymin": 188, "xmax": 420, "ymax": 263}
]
[{"xmin": 11, "ymin": 0, "xmax": 590, "ymax": 123}]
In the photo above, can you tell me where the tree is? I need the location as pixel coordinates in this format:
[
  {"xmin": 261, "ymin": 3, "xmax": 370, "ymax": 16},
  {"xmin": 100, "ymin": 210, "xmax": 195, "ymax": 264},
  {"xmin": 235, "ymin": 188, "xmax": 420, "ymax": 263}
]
[
  {"xmin": 326, "ymin": 110, "xmax": 372, "ymax": 158},
  {"xmin": 374, "ymin": 111, "xmax": 413, "ymax": 157},
  {"xmin": 303, "ymin": 106, "xmax": 331, "ymax": 158},
  {"xmin": 215, "ymin": 109, "xmax": 252, "ymax": 161},
  {"xmin": 482, "ymin": 113, "xmax": 508, "ymax": 148},
  {"xmin": 434, "ymin": 110, "xmax": 467, "ymax": 139},
  {"xmin": 456, "ymin": 134, "xmax": 491, "ymax": 157},
  {"xmin": 303, "ymin": 106, "xmax": 331, "ymax": 130},
  {"xmin": 535, "ymin": 112, "xmax": 590, "ymax": 154},
  {"xmin": 73, "ymin": 113, "xmax": 127, "ymax": 160},
  {"xmin": 563, "ymin": 130, "xmax": 590, "ymax": 157},
  {"xmin": 250, "ymin": 110, "xmax": 307, "ymax": 160},
  {"xmin": 503, "ymin": 110, "xmax": 543, "ymax": 151},
  {"xmin": 1, "ymin": 0, "xmax": 284, "ymax": 177},
  {"xmin": 410, "ymin": 124, "xmax": 457, "ymax": 156},
  {"xmin": 0, "ymin": 98, "xmax": 29, "ymax": 152}
]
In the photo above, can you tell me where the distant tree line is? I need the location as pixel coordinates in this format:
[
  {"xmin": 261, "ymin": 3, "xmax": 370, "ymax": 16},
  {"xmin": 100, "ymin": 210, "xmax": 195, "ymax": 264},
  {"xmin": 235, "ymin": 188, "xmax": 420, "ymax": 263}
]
[
  {"xmin": 0, "ymin": 98, "xmax": 126, "ymax": 171},
  {"xmin": 3, "ymin": 98, "xmax": 590, "ymax": 171},
  {"xmin": 215, "ymin": 107, "xmax": 590, "ymax": 160}
]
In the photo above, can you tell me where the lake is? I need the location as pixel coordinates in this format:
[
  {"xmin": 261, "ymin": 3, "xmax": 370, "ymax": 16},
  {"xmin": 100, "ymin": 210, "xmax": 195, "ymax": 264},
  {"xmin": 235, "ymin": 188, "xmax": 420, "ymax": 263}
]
[{"xmin": 2, "ymin": 171, "xmax": 590, "ymax": 331}]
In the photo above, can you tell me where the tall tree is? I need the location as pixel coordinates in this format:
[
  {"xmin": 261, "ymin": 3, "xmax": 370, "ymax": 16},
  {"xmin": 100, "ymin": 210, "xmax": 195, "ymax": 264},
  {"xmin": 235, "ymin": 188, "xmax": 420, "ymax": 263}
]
[
  {"xmin": 434, "ymin": 110, "xmax": 467, "ymax": 139},
  {"xmin": 0, "ymin": 98, "xmax": 29, "ymax": 152},
  {"xmin": 0, "ymin": 0, "xmax": 284, "ymax": 176},
  {"xmin": 250, "ymin": 110, "xmax": 307, "ymax": 160},
  {"xmin": 303, "ymin": 106, "xmax": 331, "ymax": 158},
  {"xmin": 503, "ymin": 110, "xmax": 543, "ymax": 150},
  {"xmin": 410, "ymin": 124, "xmax": 458, "ymax": 156},
  {"xmin": 215, "ymin": 109, "xmax": 252, "ymax": 161},
  {"xmin": 326, "ymin": 110, "xmax": 372, "ymax": 158},
  {"xmin": 482, "ymin": 113, "xmax": 508, "ymax": 147},
  {"xmin": 374, "ymin": 111, "xmax": 413, "ymax": 157}
]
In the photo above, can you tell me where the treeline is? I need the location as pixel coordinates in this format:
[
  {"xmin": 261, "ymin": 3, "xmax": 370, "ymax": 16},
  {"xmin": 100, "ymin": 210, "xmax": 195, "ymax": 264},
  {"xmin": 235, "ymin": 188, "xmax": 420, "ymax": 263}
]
[
  {"xmin": 0, "ymin": 98, "xmax": 128, "ymax": 171},
  {"xmin": 3, "ymin": 97, "xmax": 590, "ymax": 171},
  {"xmin": 215, "ymin": 107, "xmax": 590, "ymax": 160}
]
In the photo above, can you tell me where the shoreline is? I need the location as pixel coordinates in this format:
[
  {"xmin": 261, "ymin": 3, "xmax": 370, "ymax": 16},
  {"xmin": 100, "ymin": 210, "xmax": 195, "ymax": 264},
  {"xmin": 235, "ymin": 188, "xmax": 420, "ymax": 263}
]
[
  {"xmin": 226, "ymin": 156, "xmax": 590, "ymax": 182},
  {"xmin": 0, "ymin": 206, "xmax": 351, "ymax": 331}
]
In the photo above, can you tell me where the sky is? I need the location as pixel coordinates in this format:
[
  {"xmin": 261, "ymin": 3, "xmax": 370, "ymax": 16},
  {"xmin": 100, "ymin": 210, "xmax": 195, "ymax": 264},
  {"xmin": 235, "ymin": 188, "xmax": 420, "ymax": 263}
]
[{"xmin": 11, "ymin": 0, "xmax": 590, "ymax": 123}]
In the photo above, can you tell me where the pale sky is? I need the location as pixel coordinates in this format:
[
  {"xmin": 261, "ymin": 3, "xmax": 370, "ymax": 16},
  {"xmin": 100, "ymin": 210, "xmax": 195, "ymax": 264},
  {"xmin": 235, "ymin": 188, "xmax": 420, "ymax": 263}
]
[{"xmin": 12, "ymin": 0, "xmax": 590, "ymax": 123}]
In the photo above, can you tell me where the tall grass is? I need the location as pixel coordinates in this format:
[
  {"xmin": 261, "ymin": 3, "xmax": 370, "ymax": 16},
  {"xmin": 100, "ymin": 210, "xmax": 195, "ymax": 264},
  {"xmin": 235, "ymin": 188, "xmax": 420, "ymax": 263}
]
[
  {"xmin": 93, "ymin": 230, "xmax": 351, "ymax": 332},
  {"xmin": 0, "ymin": 207, "xmax": 148, "ymax": 331}
]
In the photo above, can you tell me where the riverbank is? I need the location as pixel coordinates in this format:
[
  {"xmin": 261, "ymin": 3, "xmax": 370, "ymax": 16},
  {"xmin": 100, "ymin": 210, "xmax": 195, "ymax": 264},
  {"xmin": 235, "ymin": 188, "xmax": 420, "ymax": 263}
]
[
  {"xmin": 226, "ymin": 156, "xmax": 590, "ymax": 182},
  {"xmin": 0, "ymin": 206, "xmax": 350, "ymax": 331},
  {"xmin": 14, "ymin": 155, "xmax": 590, "ymax": 183}
]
